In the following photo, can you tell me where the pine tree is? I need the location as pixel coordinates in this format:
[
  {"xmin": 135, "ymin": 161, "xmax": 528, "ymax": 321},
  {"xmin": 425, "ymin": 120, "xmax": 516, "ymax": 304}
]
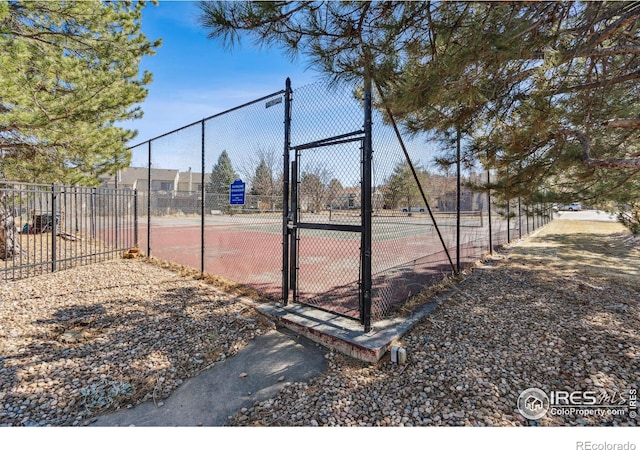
[
  {"xmin": 382, "ymin": 161, "xmax": 426, "ymax": 211},
  {"xmin": 251, "ymin": 159, "xmax": 272, "ymax": 194},
  {"xmin": 0, "ymin": 0, "xmax": 159, "ymax": 259},
  {"xmin": 251, "ymin": 159, "xmax": 276, "ymax": 209},
  {"xmin": 0, "ymin": 0, "xmax": 160, "ymax": 184},
  {"xmin": 198, "ymin": 1, "xmax": 640, "ymax": 231},
  {"xmin": 208, "ymin": 150, "xmax": 239, "ymax": 211}
]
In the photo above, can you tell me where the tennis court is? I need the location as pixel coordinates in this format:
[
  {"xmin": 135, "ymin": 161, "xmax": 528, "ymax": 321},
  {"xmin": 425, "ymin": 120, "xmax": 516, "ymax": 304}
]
[{"xmin": 137, "ymin": 209, "xmax": 528, "ymax": 320}]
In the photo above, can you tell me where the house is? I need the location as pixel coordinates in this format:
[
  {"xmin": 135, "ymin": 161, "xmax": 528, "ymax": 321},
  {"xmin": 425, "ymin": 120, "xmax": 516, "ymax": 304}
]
[
  {"xmin": 100, "ymin": 167, "xmax": 179, "ymax": 193},
  {"xmin": 437, "ymin": 190, "xmax": 485, "ymax": 212},
  {"xmin": 327, "ymin": 187, "xmax": 384, "ymax": 211},
  {"xmin": 99, "ymin": 167, "xmax": 212, "ymax": 215},
  {"xmin": 177, "ymin": 168, "xmax": 209, "ymax": 194}
]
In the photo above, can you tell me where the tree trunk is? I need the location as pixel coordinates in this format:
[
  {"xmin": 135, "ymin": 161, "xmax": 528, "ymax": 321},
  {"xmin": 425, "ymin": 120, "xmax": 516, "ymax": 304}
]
[{"xmin": 0, "ymin": 189, "xmax": 22, "ymax": 260}]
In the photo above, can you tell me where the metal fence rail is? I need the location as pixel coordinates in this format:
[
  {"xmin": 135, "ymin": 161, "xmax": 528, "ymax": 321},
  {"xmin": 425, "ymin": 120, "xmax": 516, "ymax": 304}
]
[{"xmin": 1, "ymin": 182, "xmax": 137, "ymax": 282}]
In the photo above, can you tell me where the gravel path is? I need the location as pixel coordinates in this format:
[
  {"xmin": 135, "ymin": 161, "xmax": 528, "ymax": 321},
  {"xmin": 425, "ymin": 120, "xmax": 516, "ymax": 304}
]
[{"xmin": 1, "ymin": 219, "xmax": 638, "ymax": 427}]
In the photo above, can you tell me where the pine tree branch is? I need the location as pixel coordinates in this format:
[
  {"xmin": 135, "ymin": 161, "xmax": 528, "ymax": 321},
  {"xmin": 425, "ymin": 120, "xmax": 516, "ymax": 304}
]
[
  {"xmin": 582, "ymin": 7, "xmax": 640, "ymax": 50},
  {"xmin": 559, "ymin": 68, "xmax": 640, "ymax": 94},
  {"xmin": 559, "ymin": 129, "xmax": 640, "ymax": 169},
  {"xmin": 529, "ymin": 45, "xmax": 640, "ymax": 60},
  {"xmin": 604, "ymin": 118, "xmax": 640, "ymax": 129}
]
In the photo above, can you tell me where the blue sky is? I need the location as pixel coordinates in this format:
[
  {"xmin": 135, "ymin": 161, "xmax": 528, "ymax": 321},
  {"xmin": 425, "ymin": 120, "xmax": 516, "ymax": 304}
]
[
  {"xmin": 124, "ymin": 1, "xmax": 444, "ymax": 182},
  {"xmin": 128, "ymin": 0, "xmax": 322, "ymax": 145}
]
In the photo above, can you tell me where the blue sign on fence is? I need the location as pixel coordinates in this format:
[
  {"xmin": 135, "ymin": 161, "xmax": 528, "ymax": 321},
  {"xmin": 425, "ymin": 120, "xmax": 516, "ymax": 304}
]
[{"xmin": 229, "ymin": 179, "xmax": 245, "ymax": 205}]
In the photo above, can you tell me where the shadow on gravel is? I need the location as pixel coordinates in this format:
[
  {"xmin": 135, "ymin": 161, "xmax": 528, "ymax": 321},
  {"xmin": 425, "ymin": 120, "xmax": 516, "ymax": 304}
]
[{"xmin": 0, "ymin": 279, "xmax": 275, "ymax": 426}]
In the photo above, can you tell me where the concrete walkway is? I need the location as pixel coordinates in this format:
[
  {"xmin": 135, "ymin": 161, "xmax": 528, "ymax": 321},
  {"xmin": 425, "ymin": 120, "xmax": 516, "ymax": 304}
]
[{"xmin": 92, "ymin": 328, "xmax": 328, "ymax": 427}]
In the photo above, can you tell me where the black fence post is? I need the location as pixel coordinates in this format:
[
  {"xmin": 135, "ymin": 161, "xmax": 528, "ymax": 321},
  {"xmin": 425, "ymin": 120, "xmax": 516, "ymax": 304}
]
[
  {"xmin": 91, "ymin": 187, "xmax": 96, "ymax": 241},
  {"xmin": 134, "ymin": 189, "xmax": 139, "ymax": 247},
  {"xmin": 506, "ymin": 199, "xmax": 511, "ymax": 243},
  {"xmin": 201, "ymin": 119, "xmax": 206, "ymax": 274},
  {"xmin": 361, "ymin": 76, "xmax": 373, "ymax": 332},
  {"xmin": 282, "ymin": 77, "xmax": 292, "ymax": 305},
  {"xmin": 74, "ymin": 186, "xmax": 79, "ymax": 233},
  {"xmin": 456, "ymin": 126, "xmax": 461, "ymax": 273},
  {"xmin": 114, "ymin": 174, "xmax": 119, "ymax": 251},
  {"xmin": 51, "ymin": 183, "xmax": 57, "ymax": 273},
  {"xmin": 147, "ymin": 140, "xmax": 152, "ymax": 257},
  {"xmin": 518, "ymin": 197, "xmax": 522, "ymax": 239}
]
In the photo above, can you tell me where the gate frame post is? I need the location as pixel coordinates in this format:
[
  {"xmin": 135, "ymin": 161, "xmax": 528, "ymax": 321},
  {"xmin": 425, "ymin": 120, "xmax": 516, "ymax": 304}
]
[
  {"xmin": 361, "ymin": 76, "xmax": 373, "ymax": 332},
  {"xmin": 282, "ymin": 78, "xmax": 292, "ymax": 305}
]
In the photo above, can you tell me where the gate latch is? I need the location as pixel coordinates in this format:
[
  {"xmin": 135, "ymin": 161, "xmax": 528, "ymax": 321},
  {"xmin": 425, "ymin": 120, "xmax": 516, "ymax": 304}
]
[{"xmin": 286, "ymin": 212, "xmax": 295, "ymax": 230}]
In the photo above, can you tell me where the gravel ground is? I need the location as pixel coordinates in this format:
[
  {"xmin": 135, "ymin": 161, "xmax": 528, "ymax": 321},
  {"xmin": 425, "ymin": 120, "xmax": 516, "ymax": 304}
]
[
  {"xmin": 1, "ymin": 219, "xmax": 638, "ymax": 427},
  {"xmin": 230, "ymin": 220, "xmax": 639, "ymax": 427},
  {"xmin": 0, "ymin": 259, "xmax": 275, "ymax": 426}
]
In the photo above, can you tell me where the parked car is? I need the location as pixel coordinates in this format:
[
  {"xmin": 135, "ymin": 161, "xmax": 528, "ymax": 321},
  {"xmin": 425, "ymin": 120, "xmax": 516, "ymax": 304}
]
[
  {"xmin": 559, "ymin": 202, "xmax": 582, "ymax": 211},
  {"xmin": 401, "ymin": 207, "xmax": 426, "ymax": 213}
]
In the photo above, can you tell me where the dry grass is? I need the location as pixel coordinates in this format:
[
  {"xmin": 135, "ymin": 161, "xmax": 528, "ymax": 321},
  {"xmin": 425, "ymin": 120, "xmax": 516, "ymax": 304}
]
[{"xmin": 509, "ymin": 220, "xmax": 640, "ymax": 286}]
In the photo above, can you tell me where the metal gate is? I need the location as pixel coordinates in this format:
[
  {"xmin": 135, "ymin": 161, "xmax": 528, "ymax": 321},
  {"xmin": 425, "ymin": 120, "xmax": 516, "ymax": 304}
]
[{"xmin": 282, "ymin": 78, "xmax": 373, "ymax": 331}]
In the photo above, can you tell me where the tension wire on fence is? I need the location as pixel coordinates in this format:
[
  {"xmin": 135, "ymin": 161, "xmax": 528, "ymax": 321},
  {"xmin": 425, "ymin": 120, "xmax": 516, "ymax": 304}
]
[{"xmin": 372, "ymin": 82, "xmax": 457, "ymax": 274}]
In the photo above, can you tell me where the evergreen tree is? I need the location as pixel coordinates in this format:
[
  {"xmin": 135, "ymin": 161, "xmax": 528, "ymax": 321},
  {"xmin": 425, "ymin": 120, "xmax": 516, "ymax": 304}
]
[
  {"xmin": 251, "ymin": 158, "xmax": 276, "ymax": 210},
  {"xmin": 0, "ymin": 0, "xmax": 160, "ymax": 184},
  {"xmin": 1, "ymin": 0, "xmax": 159, "ymax": 259},
  {"xmin": 208, "ymin": 150, "xmax": 239, "ymax": 210},
  {"xmin": 198, "ymin": 1, "xmax": 640, "ymax": 231},
  {"xmin": 251, "ymin": 159, "xmax": 273, "ymax": 195},
  {"xmin": 382, "ymin": 161, "xmax": 426, "ymax": 211}
]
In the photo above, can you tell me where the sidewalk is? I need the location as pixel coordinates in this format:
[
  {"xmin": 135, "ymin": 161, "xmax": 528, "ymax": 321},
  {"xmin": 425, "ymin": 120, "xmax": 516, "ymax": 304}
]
[{"xmin": 91, "ymin": 328, "xmax": 328, "ymax": 427}]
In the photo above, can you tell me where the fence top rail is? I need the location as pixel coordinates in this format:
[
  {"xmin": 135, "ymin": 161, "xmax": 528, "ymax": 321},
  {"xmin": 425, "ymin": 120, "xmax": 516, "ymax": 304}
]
[{"xmin": 127, "ymin": 88, "xmax": 286, "ymax": 149}]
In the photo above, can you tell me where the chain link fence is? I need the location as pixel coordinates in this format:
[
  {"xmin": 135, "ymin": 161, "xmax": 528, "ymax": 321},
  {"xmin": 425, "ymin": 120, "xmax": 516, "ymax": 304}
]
[
  {"xmin": 118, "ymin": 77, "xmax": 553, "ymax": 329},
  {"xmin": 1, "ymin": 78, "xmax": 554, "ymax": 327},
  {"xmin": 126, "ymin": 90, "xmax": 286, "ymax": 298}
]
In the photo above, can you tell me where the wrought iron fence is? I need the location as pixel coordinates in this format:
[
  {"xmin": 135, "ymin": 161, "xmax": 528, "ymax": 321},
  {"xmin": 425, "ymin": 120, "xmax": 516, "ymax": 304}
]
[{"xmin": 1, "ymin": 182, "xmax": 137, "ymax": 281}]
